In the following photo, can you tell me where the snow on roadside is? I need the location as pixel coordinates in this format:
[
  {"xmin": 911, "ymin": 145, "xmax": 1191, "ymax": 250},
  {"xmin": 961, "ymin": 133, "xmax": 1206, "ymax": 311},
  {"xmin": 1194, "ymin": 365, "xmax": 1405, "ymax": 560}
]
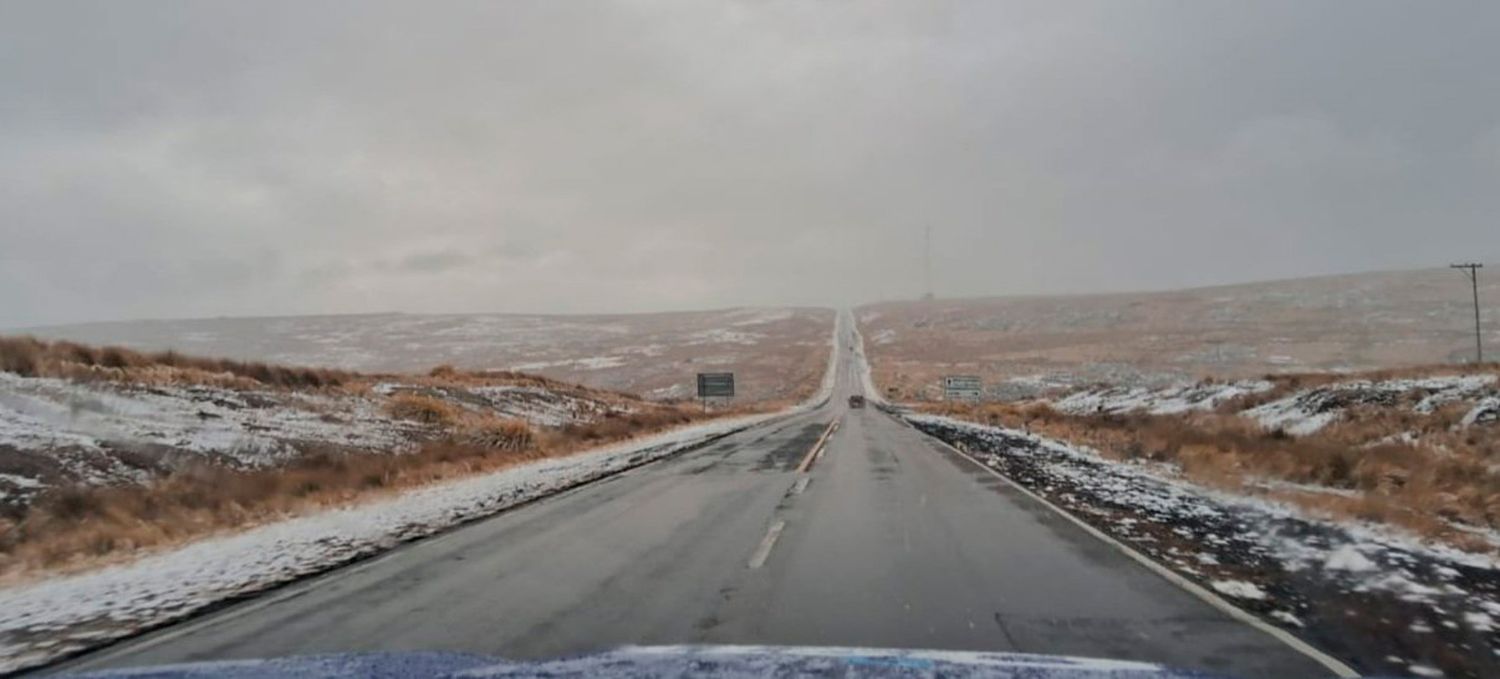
[
  {"xmin": 1211, "ymin": 580, "xmax": 1268, "ymax": 601},
  {"xmin": 0, "ymin": 313, "xmax": 845, "ymax": 673},
  {"xmin": 908, "ymin": 413, "xmax": 1500, "ymax": 677},
  {"xmin": 0, "ymin": 411, "xmax": 779, "ymax": 673}
]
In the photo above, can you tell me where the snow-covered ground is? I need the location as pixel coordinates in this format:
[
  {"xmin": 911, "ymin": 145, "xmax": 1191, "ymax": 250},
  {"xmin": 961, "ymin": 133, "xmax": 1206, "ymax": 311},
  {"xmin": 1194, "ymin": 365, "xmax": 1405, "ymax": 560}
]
[
  {"xmin": 0, "ymin": 374, "xmax": 419, "ymax": 505},
  {"xmin": 1245, "ymin": 375, "xmax": 1497, "ymax": 435},
  {"xmin": 1040, "ymin": 373, "xmax": 1498, "ymax": 437},
  {"xmin": 373, "ymin": 382, "xmax": 630, "ymax": 429},
  {"xmin": 1052, "ymin": 380, "xmax": 1273, "ymax": 416},
  {"xmin": 0, "ymin": 413, "xmax": 780, "ymax": 673},
  {"xmin": 910, "ymin": 414, "xmax": 1500, "ymax": 678},
  {"xmin": 509, "ymin": 355, "xmax": 628, "ymax": 372},
  {"xmin": 0, "ymin": 371, "xmax": 659, "ymax": 514},
  {"xmin": 19, "ymin": 307, "xmax": 836, "ymax": 404},
  {"xmin": 0, "ymin": 373, "xmax": 413, "ymax": 467},
  {"xmin": 1463, "ymin": 397, "xmax": 1500, "ymax": 427},
  {"xmin": 0, "ymin": 313, "xmax": 845, "ymax": 673}
]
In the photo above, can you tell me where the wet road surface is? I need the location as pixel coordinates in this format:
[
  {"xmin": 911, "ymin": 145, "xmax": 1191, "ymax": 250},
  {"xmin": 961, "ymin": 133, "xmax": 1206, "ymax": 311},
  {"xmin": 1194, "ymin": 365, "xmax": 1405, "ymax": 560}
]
[{"xmin": 55, "ymin": 316, "xmax": 1333, "ymax": 678}]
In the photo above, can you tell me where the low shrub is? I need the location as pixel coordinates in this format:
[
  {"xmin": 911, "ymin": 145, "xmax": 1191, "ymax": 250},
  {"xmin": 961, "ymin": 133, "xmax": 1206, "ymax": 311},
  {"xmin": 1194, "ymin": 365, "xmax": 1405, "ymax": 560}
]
[
  {"xmin": 384, "ymin": 394, "xmax": 459, "ymax": 426},
  {"xmin": 932, "ymin": 395, "xmax": 1500, "ymax": 550},
  {"xmin": 463, "ymin": 418, "xmax": 535, "ymax": 451}
]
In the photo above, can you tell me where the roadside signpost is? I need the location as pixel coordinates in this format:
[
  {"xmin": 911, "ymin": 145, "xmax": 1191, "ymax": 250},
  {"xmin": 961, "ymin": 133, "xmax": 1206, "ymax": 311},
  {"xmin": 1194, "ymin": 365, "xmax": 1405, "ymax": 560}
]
[
  {"xmin": 697, "ymin": 372, "xmax": 735, "ymax": 411},
  {"xmin": 942, "ymin": 375, "xmax": 983, "ymax": 402}
]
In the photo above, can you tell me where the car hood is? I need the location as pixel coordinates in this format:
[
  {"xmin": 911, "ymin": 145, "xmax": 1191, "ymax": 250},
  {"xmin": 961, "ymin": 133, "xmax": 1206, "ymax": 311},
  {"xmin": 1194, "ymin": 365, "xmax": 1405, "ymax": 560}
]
[{"xmin": 64, "ymin": 645, "xmax": 1228, "ymax": 678}]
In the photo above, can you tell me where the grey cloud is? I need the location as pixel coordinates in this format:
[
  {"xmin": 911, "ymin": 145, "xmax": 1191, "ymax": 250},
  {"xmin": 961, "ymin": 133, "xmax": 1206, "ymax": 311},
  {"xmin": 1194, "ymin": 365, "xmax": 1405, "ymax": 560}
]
[
  {"xmin": 394, "ymin": 250, "xmax": 473, "ymax": 274},
  {"xmin": 2, "ymin": 1, "xmax": 1498, "ymax": 326}
]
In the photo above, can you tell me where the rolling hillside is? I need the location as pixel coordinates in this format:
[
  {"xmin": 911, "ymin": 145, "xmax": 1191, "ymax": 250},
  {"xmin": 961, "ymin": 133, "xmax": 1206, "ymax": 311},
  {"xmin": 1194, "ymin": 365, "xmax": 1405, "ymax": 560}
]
[
  {"xmin": 859, "ymin": 268, "xmax": 1496, "ymax": 400},
  {"xmin": 14, "ymin": 308, "xmax": 835, "ymax": 404}
]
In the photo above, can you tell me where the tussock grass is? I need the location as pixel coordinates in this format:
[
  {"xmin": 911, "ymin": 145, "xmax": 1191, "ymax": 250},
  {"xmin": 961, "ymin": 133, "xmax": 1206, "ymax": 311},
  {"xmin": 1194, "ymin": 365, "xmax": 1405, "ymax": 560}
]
[
  {"xmin": 384, "ymin": 394, "xmax": 460, "ymax": 426},
  {"xmin": 933, "ymin": 394, "xmax": 1500, "ymax": 552},
  {"xmin": 0, "ymin": 336, "xmax": 783, "ymax": 581},
  {"xmin": 0, "ymin": 335, "xmax": 351, "ymax": 389},
  {"xmin": 0, "ymin": 442, "xmax": 533, "ymax": 578},
  {"xmin": 0, "ymin": 400, "xmax": 735, "ymax": 582},
  {"xmin": 461, "ymin": 418, "xmax": 535, "ymax": 451}
]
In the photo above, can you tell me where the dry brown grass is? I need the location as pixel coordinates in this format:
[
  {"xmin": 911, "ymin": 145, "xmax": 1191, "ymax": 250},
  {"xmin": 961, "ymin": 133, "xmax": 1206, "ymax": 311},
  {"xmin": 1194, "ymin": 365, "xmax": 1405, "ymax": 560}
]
[
  {"xmin": 0, "ymin": 400, "xmax": 727, "ymax": 582},
  {"xmin": 930, "ymin": 399, "xmax": 1500, "ymax": 552},
  {"xmin": 461, "ymin": 418, "xmax": 535, "ymax": 451},
  {"xmin": 0, "ymin": 442, "xmax": 534, "ymax": 579},
  {"xmin": 858, "ymin": 268, "xmax": 1500, "ymax": 393},
  {"xmin": 384, "ymin": 394, "xmax": 460, "ymax": 426},
  {"xmin": 1213, "ymin": 364, "xmax": 1500, "ymax": 414},
  {"xmin": 0, "ymin": 331, "xmax": 795, "ymax": 581},
  {"xmin": 0, "ymin": 335, "xmax": 351, "ymax": 389}
]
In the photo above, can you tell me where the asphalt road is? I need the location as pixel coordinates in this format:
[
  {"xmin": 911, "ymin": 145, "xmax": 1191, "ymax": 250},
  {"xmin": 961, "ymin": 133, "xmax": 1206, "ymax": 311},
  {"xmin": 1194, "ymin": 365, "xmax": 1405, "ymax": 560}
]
[{"xmin": 55, "ymin": 319, "xmax": 1333, "ymax": 678}]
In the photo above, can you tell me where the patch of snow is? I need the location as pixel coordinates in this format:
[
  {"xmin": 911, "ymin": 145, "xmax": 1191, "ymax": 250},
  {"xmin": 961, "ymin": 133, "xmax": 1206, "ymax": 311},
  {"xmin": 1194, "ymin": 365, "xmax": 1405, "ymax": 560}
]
[
  {"xmin": 1463, "ymin": 611, "xmax": 1495, "ymax": 632},
  {"xmin": 1408, "ymin": 664, "xmax": 1444, "ymax": 677},
  {"xmin": 684, "ymin": 328, "xmax": 763, "ymax": 346},
  {"xmin": 646, "ymin": 383, "xmax": 689, "ymax": 400},
  {"xmin": 1211, "ymin": 579, "xmax": 1267, "ymax": 600},
  {"xmin": 464, "ymin": 385, "xmax": 613, "ymax": 427},
  {"xmin": 1252, "ymin": 478, "xmax": 1361, "ymax": 499},
  {"xmin": 1269, "ymin": 610, "xmax": 1303, "ymax": 627},
  {"xmin": 1461, "ymin": 396, "xmax": 1499, "ymax": 427},
  {"xmin": 1323, "ymin": 545, "xmax": 1378, "ymax": 573},
  {"xmin": 0, "ymin": 473, "xmax": 44, "ymax": 490},
  {"xmin": 510, "ymin": 355, "xmax": 627, "ymax": 372},
  {"xmin": 727, "ymin": 309, "xmax": 793, "ymax": 327}
]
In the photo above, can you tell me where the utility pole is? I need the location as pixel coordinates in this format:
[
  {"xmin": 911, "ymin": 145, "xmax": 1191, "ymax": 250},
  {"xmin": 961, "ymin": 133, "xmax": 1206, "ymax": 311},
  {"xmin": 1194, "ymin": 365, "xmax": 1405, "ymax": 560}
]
[{"xmin": 1451, "ymin": 263, "xmax": 1484, "ymax": 363}]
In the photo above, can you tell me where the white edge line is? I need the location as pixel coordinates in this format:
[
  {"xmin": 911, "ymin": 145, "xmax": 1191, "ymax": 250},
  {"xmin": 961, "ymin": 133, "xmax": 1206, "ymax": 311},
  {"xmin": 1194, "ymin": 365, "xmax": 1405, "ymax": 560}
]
[
  {"xmin": 910, "ymin": 420, "xmax": 1359, "ymax": 679},
  {"xmin": 747, "ymin": 520, "xmax": 787, "ymax": 570}
]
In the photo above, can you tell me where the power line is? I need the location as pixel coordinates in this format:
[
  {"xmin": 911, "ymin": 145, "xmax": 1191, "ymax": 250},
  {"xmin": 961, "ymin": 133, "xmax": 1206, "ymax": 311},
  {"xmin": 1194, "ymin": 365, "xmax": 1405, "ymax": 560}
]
[{"xmin": 1451, "ymin": 263, "xmax": 1484, "ymax": 363}]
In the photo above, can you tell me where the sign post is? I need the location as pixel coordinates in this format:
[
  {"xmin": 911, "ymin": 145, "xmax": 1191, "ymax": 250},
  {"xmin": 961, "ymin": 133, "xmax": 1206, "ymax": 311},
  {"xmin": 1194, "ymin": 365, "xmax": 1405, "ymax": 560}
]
[
  {"xmin": 941, "ymin": 375, "xmax": 983, "ymax": 402},
  {"xmin": 696, "ymin": 372, "xmax": 735, "ymax": 412}
]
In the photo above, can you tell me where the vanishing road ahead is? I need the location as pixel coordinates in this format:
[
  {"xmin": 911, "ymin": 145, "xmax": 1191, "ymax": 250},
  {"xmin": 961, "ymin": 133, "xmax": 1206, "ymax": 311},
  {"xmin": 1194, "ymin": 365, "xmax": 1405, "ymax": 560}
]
[{"xmin": 57, "ymin": 315, "xmax": 1335, "ymax": 678}]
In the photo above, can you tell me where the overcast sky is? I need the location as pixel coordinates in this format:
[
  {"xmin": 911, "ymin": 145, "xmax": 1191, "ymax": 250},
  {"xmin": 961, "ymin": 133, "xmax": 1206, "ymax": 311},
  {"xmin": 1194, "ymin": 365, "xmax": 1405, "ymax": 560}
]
[{"xmin": 3, "ymin": 1, "xmax": 1498, "ymax": 327}]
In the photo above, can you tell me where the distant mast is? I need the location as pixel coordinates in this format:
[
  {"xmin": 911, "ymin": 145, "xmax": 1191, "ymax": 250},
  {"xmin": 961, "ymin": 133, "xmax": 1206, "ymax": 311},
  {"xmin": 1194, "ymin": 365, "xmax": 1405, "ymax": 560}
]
[{"xmin": 922, "ymin": 226, "xmax": 935, "ymax": 301}]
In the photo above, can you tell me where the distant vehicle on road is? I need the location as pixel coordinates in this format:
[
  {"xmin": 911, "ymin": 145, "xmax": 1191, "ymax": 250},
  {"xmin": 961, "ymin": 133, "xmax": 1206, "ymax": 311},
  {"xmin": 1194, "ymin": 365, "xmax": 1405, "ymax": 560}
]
[{"xmin": 848, "ymin": 394, "xmax": 865, "ymax": 409}]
